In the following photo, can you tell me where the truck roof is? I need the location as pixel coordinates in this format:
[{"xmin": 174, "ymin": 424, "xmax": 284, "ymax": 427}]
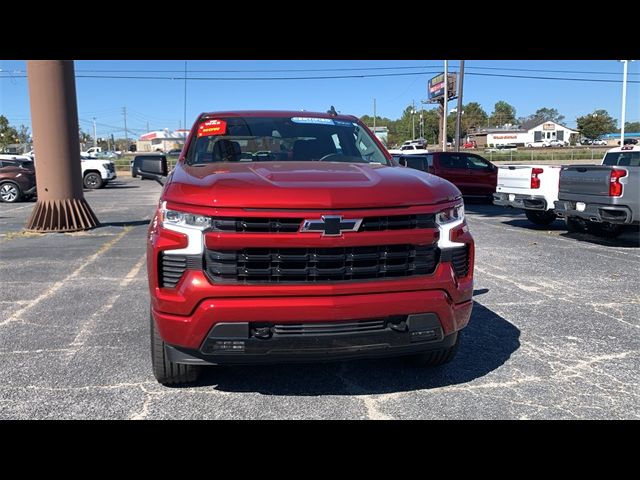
[
  {"xmin": 199, "ymin": 110, "xmax": 359, "ymax": 122},
  {"xmin": 606, "ymin": 145, "xmax": 640, "ymax": 153}
]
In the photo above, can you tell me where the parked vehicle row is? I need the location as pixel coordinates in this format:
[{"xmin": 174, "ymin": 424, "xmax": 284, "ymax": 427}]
[
  {"xmin": 493, "ymin": 145, "xmax": 639, "ymax": 237},
  {"xmin": 0, "ymin": 154, "xmax": 116, "ymax": 203},
  {"xmin": 525, "ymin": 140, "xmax": 568, "ymax": 148}
]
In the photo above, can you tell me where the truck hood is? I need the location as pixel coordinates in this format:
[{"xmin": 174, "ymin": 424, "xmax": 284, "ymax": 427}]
[{"xmin": 163, "ymin": 161, "xmax": 460, "ymax": 209}]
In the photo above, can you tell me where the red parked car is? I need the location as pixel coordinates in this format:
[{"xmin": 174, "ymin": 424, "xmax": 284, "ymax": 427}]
[
  {"xmin": 141, "ymin": 111, "xmax": 475, "ymax": 385},
  {"xmin": 398, "ymin": 151, "xmax": 497, "ymax": 200}
]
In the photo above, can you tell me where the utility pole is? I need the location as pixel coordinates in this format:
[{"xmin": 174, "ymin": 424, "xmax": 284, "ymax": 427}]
[
  {"xmin": 620, "ymin": 60, "xmax": 632, "ymax": 145},
  {"xmin": 373, "ymin": 98, "xmax": 376, "ymax": 131},
  {"xmin": 412, "ymin": 100, "xmax": 416, "ymax": 140},
  {"xmin": 122, "ymin": 106, "xmax": 128, "ymax": 148},
  {"xmin": 183, "ymin": 61, "xmax": 187, "ymax": 135},
  {"xmin": 455, "ymin": 60, "xmax": 465, "ymax": 152},
  {"xmin": 443, "ymin": 60, "xmax": 448, "ymax": 152},
  {"xmin": 93, "ymin": 117, "xmax": 97, "ymax": 148},
  {"xmin": 146, "ymin": 121, "xmax": 150, "ymax": 133}
]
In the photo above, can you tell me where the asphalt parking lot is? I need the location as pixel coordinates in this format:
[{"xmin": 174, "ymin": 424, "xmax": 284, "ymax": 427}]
[{"xmin": 0, "ymin": 177, "xmax": 638, "ymax": 419}]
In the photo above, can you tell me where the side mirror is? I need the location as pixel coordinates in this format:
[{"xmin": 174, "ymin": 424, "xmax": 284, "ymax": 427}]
[{"xmin": 139, "ymin": 156, "xmax": 168, "ymax": 186}]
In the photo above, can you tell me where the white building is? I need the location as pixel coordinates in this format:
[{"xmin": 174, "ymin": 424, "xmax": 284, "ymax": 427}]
[
  {"xmin": 137, "ymin": 129, "xmax": 190, "ymax": 152},
  {"xmin": 471, "ymin": 120, "xmax": 579, "ymax": 147}
]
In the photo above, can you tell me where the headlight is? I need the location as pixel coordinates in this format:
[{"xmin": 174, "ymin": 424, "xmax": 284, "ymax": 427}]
[
  {"xmin": 160, "ymin": 202, "xmax": 211, "ymax": 230},
  {"xmin": 436, "ymin": 203, "xmax": 464, "ymax": 225},
  {"xmin": 103, "ymin": 163, "xmax": 111, "ymax": 169}
]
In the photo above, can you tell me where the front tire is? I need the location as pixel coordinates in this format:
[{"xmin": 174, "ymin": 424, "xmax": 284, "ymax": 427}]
[
  {"xmin": 410, "ymin": 332, "xmax": 460, "ymax": 367},
  {"xmin": 525, "ymin": 209, "xmax": 557, "ymax": 226},
  {"xmin": 83, "ymin": 172, "xmax": 103, "ymax": 189},
  {"xmin": 150, "ymin": 311, "xmax": 202, "ymax": 386},
  {"xmin": 0, "ymin": 181, "xmax": 22, "ymax": 203}
]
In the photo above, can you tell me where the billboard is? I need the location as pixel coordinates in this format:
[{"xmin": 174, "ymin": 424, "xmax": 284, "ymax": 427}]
[{"xmin": 428, "ymin": 73, "xmax": 457, "ymax": 101}]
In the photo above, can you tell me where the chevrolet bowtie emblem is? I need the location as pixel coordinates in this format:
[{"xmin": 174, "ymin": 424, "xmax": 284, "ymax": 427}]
[{"xmin": 301, "ymin": 215, "xmax": 363, "ymax": 236}]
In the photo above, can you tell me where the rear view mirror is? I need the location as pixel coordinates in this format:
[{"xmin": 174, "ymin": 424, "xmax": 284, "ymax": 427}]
[{"xmin": 139, "ymin": 156, "xmax": 168, "ymax": 186}]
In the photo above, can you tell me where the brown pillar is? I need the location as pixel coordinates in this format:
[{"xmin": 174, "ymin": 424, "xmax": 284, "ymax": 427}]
[{"xmin": 25, "ymin": 60, "xmax": 99, "ymax": 231}]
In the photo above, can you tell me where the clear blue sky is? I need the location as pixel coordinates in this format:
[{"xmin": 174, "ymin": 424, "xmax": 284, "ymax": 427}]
[{"xmin": 1, "ymin": 60, "xmax": 638, "ymax": 139}]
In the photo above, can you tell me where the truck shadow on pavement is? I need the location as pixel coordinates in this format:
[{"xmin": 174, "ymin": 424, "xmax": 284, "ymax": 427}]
[
  {"xmin": 464, "ymin": 203, "xmax": 523, "ymax": 218},
  {"xmin": 195, "ymin": 301, "xmax": 521, "ymax": 395},
  {"xmin": 100, "ymin": 220, "xmax": 150, "ymax": 227},
  {"xmin": 558, "ymin": 230, "xmax": 640, "ymax": 248},
  {"xmin": 501, "ymin": 218, "xmax": 568, "ymax": 232}
]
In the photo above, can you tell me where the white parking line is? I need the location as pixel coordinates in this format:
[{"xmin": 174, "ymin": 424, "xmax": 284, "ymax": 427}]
[{"xmin": 0, "ymin": 227, "xmax": 131, "ymax": 327}]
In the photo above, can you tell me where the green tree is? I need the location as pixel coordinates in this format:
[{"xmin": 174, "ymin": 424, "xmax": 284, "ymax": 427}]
[
  {"xmin": 489, "ymin": 101, "xmax": 517, "ymax": 127},
  {"xmin": 79, "ymin": 130, "xmax": 92, "ymax": 147},
  {"xmin": 461, "ymin": 102, "xmax": 488, "ymax": 133},
  {"xmin": 529, "ymin": 107, "xmax": 565, "ymax": 125},
  {"xmin": 622, "ymin": 121, "xmax": 640, "ymax": 133},
  {"xmin": 16, "ymin": 124, "xmax": 30, "ymax": 144},
  {"xmin": 576, "ymin": 110, "xmax": 617, "ymax": 140},
  {"xmin": 0, "ymin": 115, "xmax": 19, "ymax": 149},
  {"xmin": 422, "ymin": 109, "xmax": 440, "ymax": 145}
]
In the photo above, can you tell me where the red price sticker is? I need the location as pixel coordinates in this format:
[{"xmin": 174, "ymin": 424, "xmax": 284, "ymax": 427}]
[{"xmin": 198, "ymin": 119, "xmax": 227, "ymax": 137}]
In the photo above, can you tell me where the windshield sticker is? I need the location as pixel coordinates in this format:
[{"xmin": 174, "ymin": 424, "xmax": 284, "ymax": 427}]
[
  {"xmin": 291, "ymin": 117, "xmax": 335, "ymax": 125},
  {"xmin": 198, "ymin": 119, "xmax": 227, "ymax": 137},
  {"xmin": 333, "ymin": 120, "xmax": 356, "ymax": 127}
]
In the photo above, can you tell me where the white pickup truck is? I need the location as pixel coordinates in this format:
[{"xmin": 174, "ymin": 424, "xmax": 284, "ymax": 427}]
[
  {"xmin": 80, "ymin": 156, "xmax": 116, "ymax": 189},
  {"xmin": 492, "ymin": 164, "xmax": 562, "ymax": 225}
]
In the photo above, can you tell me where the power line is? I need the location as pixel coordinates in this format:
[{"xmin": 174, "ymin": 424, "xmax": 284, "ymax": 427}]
[
  {"xmin": 2, "ymin": 70, "xmax": 638, "ymax": 83},
  {"xmin": 465, "ymin": 71, "xmax": 640, "ymax": 84},
  {"xmin": 3, "ymin": 63, "xmax": 638, "ymax": 76}
]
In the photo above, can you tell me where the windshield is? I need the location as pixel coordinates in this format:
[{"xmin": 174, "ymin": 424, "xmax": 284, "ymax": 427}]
[
  {"xmin": 602, "ymin": 151, "xmax": 639, "ymax": 167},
  {"xmin": 185, "ymin": 116, "xmax": 390, "ymax": 166}
]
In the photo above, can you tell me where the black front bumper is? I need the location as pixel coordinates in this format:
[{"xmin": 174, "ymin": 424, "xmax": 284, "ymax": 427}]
[
  {"xmin": 165, "ymin": 313, "xmax": 457, "ymax": 365},
  {"xmin": 24, "ymin": 185, "xmax": 37, "ymax": 196}
]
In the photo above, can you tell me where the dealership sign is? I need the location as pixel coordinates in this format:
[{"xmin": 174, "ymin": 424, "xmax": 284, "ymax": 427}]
[
  {"xmin": 428, "ymin": 73, "xmax": 457, "ymax": 101},
  {"xmin": 543, "ymin": 123, "xmax": 556, "ymax": 131}
]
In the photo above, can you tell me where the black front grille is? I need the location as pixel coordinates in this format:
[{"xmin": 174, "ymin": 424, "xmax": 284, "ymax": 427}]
[
  {"xmin": 158, "ymin": 254, "xmax": 202, "ymax": 288},
  {"xmin": 212, "ymin": 217, "xmax": 302, "ymax": 233},
  {"xmin": 271, "ymin": 319, "xmax": 387, "ymax": 336},
  {"xmin": 360, "ymin": 214, "xmax": 435, "ymax": 231},
  {"xmin": 205, "ymin": 244, "xmax": 439, "ymax": 283},
  {"xmin": 209, "ymin": 213, "xmax": 435, "ymax": 233},
  {"xmin": 107, "ymin": 163, "xmax": 115, "ymax": 173},
  {"xmin": 159, "ymin": 254, "xmax": 187, "ymax": 288},
  {"xmin": 451, "ymin": 246, "xmax": 470, "ymax": 277}
]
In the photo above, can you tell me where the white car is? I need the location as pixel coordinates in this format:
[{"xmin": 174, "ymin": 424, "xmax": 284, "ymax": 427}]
[
  {"xmin": 398, "ymin": 144, "xmax": 429, "ymax": 155},
  {"xmin": 592, "ymin": 139, "xmax": 607, "ymax": 146},
  {"xmin": 547, "ymin": 139, "xmax": 567, "ymax": 147}
]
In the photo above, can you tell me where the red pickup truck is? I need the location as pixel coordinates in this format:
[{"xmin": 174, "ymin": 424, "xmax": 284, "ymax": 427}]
[
  {"xmin": 142, "ymin": 111, "xmax": 475, "ymax": 385},
  {"xmin": 399, "ymin": 152, "xmax": 497, "ymax": 199}
]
